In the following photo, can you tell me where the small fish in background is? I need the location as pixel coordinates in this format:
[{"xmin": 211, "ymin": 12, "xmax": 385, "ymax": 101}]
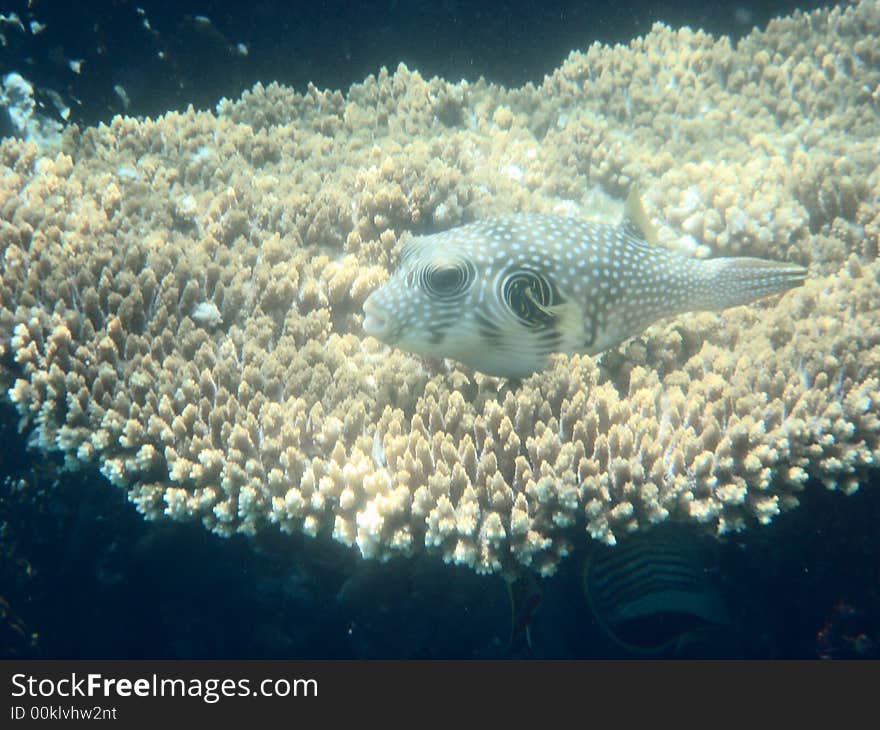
[
  {"xmin": 363, "ymin": 191, "xmax": 807, "ymax": 378},
  {"xmin": 581, "ymin": 524, "xmax": 732, "ymax": 657},
  {"xmin": 113, "ymin": 84, "xmax": 131, "ymax": 110},
  {"xmin": 184, "ymin": 14, "xmax": 249, "ymax": 59}
]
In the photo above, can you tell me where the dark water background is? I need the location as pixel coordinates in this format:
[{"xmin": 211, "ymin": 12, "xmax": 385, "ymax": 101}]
[
  {"xmin": 2, "ymin": 0, "xmax": 877, "ymax": 659},
  {"xmin": 2, "ymin": 396, "xmax": 879, "ymax": 659},
  {"xmin": 2, "ymin": 0, "xmax": 840, "ymax": 127}
]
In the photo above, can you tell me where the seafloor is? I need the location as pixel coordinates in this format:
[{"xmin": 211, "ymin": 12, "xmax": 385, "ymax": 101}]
[{"xmin": 1, "ymin": 1, "xmax": 879, "ymax": 656}]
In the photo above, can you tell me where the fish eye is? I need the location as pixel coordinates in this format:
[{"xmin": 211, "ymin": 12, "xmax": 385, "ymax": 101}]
[{"xmin": 421, "ymin": 262, "xmax": 472, "ymax": 298}]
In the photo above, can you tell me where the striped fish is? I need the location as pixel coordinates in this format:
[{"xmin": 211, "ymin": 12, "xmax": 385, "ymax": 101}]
[
  {"xmin": 362, "ymin": 192, "xmax": 807, "ymax": 378},
  {"xmin": 582, "ymin": 525, "xmax": 730, "ymax": 656}
]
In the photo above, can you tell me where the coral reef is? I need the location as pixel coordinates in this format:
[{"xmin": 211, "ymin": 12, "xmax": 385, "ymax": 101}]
[{"xmin": 1, "ymin": 1, "xmax": 879, "ymax": 576}]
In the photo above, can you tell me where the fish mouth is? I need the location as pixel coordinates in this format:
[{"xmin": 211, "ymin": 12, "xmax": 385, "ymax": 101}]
[{"xmin": 362, "ymin": 297, "xmax": 391, "ymax": 338}]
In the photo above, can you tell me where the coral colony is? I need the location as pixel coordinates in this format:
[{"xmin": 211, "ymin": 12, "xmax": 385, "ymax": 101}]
[{"xmin": 2, "ymin": 3, "xmax": 879, "ymax": 576}]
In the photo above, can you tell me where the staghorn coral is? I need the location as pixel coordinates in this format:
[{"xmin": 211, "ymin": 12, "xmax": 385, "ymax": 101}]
[{"xmin": 2, "ymin": 1, "xmax": 880, "ymax": 577}]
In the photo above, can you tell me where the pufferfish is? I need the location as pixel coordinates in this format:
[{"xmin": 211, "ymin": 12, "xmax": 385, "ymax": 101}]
[{"xmin": 362, "ymin": 192, "xmax": 807, "ymax": 378}]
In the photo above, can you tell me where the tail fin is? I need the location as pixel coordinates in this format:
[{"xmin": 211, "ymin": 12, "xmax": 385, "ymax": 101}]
[{"xmin": 691, "ymin": 257, "xmax": 807, "ymax": 311}]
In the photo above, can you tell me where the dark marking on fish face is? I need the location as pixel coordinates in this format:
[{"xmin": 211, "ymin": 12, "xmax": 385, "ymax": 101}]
[
  {"xmin": 593, "ymin": 310, "xmax": 611, "ymax": 346},
  {"xmin": 583, "ymin": 313, "xmax": 597, "ymax": 348},
  {"xmin": 427, "ymin": 326, "xmax": 447, "ymax": 346},
  {"xmin": 474, "ymin": 310, "xmax": 505, "ymax": 345},
  {"xmin": 581, "ymin": 294, "xmax": 608, "ymax": 349},
  {"xmin": 537, "ymin": 324, "xmax": 564, "ymax": 350}
]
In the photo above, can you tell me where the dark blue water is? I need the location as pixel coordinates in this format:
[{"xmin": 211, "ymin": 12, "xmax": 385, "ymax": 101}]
[
  {"xmin": 2, "ymin": 395, "xmax": 878, "ymax": 659},
  {"xmin": 1, "ymin": 0, "xmax": 840, "ymax": 127}
]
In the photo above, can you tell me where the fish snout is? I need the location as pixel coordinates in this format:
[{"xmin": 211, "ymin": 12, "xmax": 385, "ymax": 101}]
[{"xmin": 362, "ymin": 295, "xmax": 391, "ymax": 338}]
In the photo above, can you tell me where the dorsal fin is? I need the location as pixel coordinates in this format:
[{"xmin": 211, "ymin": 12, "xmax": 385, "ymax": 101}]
[{"xmin": 621, "ymin": 187, "xmax": 659, "ymax": 245}]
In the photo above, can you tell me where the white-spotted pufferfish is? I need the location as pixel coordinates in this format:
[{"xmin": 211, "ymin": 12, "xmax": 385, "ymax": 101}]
[{"xmin": 362, "ymin": 192, "xmax": 807, "ymax": 378}]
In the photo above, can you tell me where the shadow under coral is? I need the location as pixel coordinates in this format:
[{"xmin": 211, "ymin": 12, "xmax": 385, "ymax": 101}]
[{"xmin": 1, "ymin": 396, "xmax": 878, "ymax": 659}]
